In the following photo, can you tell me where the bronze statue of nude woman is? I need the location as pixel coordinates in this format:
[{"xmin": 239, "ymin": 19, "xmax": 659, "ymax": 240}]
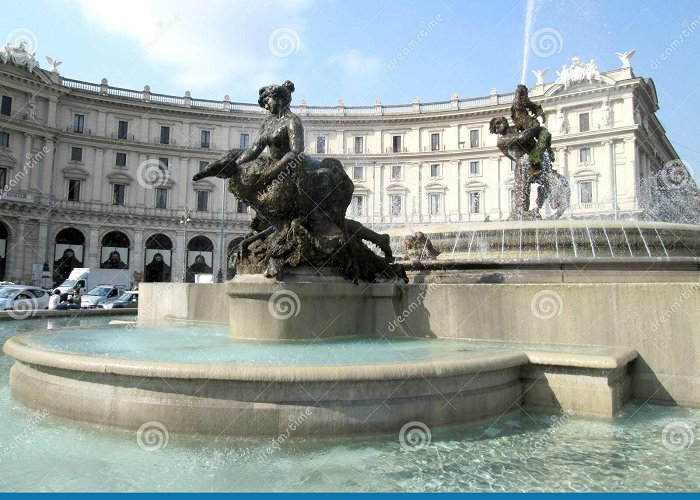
[{"xmin": 194, "ymin": 81, "xmax": 404, "ymax": 282}]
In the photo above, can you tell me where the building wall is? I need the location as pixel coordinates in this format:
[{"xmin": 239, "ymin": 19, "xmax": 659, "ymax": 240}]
[{"xmin": 0, "ymin": 59, "xmax": 686, "ymax": 284}]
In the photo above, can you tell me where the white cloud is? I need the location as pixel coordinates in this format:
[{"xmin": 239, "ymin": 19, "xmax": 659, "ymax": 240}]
[
  {"xmin": 331, "ymin": 49, "xmax": 381, "ymax": 75},
  {"xmin": 69, "ymin": 0, "xmax": 313, "ymax": 97}
]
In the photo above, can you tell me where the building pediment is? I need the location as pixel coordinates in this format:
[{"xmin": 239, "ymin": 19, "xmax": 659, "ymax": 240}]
[
  {"xmin": 386, "ymin": 183, "xmax": 408, "ymax": 193},
  {"xmin": 572, "ymin": 168, "xmax": 599, "ymax": 180},
  {"xmin": 464, "ymin": 180, "xmax": 487, "ymax": 190},
  {"xmin": 192, "ymin": 179, "xmax": 214, "ymax": 191},
  {"xmin": 107, "ymin": 171, "xmax": 133, "ymax": 184},
  {"xmin": 62, "ymin": 166, "xmax": 89, "ymax": 180},
  {"xmin": 425, "ymin": 182, "xmax": 447, "ymax": 192},
  {"xmin": 0, "ymin": 151, "xmax": 17, "ymax": 168}
]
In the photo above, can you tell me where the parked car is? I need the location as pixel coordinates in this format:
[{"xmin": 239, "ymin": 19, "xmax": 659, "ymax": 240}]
[
  {"xmin": 0, "ymin": 286, "xmax": 50, "ymax": 311},
  {"xmin": 100, "ymin": 290, "xmax": 138, "ymax": 309},
  {"xmin": 80, "ymin": 284, "xmax": 127, "ymax": 309}
]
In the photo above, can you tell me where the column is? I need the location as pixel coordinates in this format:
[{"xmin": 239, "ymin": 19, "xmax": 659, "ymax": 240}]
[
  {"xmin": 92, "ymin": 148, "xmax": 105, "ymax": 201},
  {"xmin": 47, "ymin": 97, "xmax": 58, "ymax": 128},
  {"xmin": 557, "ymin": 146, "xmax": 569, "ymax": 178},
  {"xmin": 16, "ymin": 218, "xmax": 27, "ymax": 282},
  {"xmin": 140, "ymin": 117, "xmax": 151, "ymax": 143},
  {"xmin": 178, "ymin": 157, "xmax": 190, "ymax": 209},
  {"xmin": 457, "ymin": 160, "xmax": 463, "ymax": 220},
  {"xmin": 132, "ymin": 230, "xmax": 143, "ymax": 277},
  {"xmin": 603, "ymin": 140, "xmax": 615, "ymax": 206},
  {"xmin": 40, "ymin": 137, "xmax": 54, "ymax": 195},
  {"xmin": 87, "ymin": 227, "xmax": 100, "ymax": 269},
  {"xmin": 19, "ymin": 133, "xmax": 33, "ymax": 192},
  {"xmin": 97, "ymin": 110, "xmax": 106, "ymax": 137},
  {"xmin": 173, "ymin": 228, "xmax": 186, "ymax": 282}
]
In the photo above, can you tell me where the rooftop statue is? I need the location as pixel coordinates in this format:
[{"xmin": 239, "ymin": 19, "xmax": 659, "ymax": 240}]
[{"xmin": 193, "ymin": 80, "xmax": 405, "ymax": 283}]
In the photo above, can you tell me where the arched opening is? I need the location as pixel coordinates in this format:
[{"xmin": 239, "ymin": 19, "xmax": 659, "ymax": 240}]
[
  {"xmin": 53, "ymin": 228, "xmax": 86, "ymax": 286},
  {"xmin": 227, "ymin": 237, "xmax": 244, "ymax": 280},
  {"xmin": 101, "ymin": 231, "xmax": 130, "ymax": 269},
  {"xmin": 143, "ymin": 234, "xmax": 173, "ymax": 283},
  {"xmin": 0, "ymin": 222, "xmax": 8, "ymax": 281},
  {"xmin": 186, "ymin": 235, "xmax": 213, "ymax": 283}
]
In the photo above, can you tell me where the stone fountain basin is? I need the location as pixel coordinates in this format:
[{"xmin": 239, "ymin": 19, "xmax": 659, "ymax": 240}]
[{"xmin": 4, "ymin": 326, "xmax": 636, "ymax": 437}]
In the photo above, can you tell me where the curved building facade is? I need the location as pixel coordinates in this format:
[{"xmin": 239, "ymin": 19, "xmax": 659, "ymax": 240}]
[{"xmin": 0, "ymin": 47, "xmax": 690, "ymax": 285}]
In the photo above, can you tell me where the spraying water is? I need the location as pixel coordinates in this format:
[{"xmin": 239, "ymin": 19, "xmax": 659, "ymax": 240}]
[{"xmin": 520, "ymin": 0, "xmax": 541, "ymax": 84}]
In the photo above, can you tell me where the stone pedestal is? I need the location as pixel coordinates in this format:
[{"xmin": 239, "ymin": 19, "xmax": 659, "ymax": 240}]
[{"xmin": 226, "ymin": 270, "xmax": 401, "ymax": 340}]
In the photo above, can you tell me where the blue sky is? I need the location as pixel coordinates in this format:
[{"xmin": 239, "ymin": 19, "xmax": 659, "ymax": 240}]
[{"xmin": 3, "ymin": 0, "xmax": 700, "ymax": 180}]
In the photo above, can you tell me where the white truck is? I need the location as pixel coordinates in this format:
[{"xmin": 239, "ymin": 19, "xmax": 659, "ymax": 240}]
[{"xmin": 56, "ymin": 268, "xmax": 131, "ymax": 294}]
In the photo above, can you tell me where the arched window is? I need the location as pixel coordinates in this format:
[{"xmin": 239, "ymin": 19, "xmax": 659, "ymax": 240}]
[
  {"xmin": 53, "ymin": 228, "xmax": 86, "ymax": 286},
  {"xmin": 186, "ymin": 235, "xmax": 213, "ymax": 283},
  {"xmin": 101, "ymin": 231, "xmax": 130, "ymax": 269},
  {"xmin": 143, "ymin": 234, "xmax": 173, "ymax": 282}
]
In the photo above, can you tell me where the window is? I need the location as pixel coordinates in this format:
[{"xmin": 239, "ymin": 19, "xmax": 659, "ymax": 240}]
[
  {"xmin": 579, "ymin": 181, "xmax": 593, "ymax": 204},
  {"xmin": 113, "ymin": 184, "xmax": 126, "ymax": 205},
  {"xmin": 430, "ymin": 133, "xmax": 440, "ymax": 151},
  {"xmin": 70, "ymin": 147, "xmax": 83, "ymax": 162},
  {"xmin": 510, "ymin": 189, "xmax": 516, "ymax": 211},
  {"xmin": 160, "ymin": 126, "xmax": 170, "ymax": 145},
  {"xmin": 351, "ymin": 195, "xmax": 364, "ymax": 217},
  {"xmin": 579, "ymin": 147, "xmax": 592, "ymax": 163},
  {"xmin": 469, "ymin": 129, "xmax": 480, "ymax": 148},
  {"xmin": 430, "ymin": 164, "xmax": 441, "ymax": 178},
  {"xmin": 354, "ymin": 137, "xmax": 364, "ymax": 154},
  {"xmin": 196, "ymin": 190, "xmax": 209, "ymax": 211},
  {"xmin": 115, "ymin": 152, "xmax": 127, "ymax": 167},
  {"xmin": 1, "ymin": 96, "xmax": 12, "ymax": 116},
  {"xmin": 469, "ymin": 161, "xmax": 480, "ymax": 176},
  {"xmin": 73, "ymin": 114, "xmax": 84, "ymax": 133},
  {"xmin": 199, "ymin": 160, "xmax": 209, "ymax": 173},
  {"xmin": 353, "ymin": 165, "xmax": 364, "ymax": 180},
  {"xmin": 67, "ymin": 179, "xmax": 81, "ymax": 202},
  {"xmin": 240, "ymin": 133, "xmax": 250, "ymax": 148},
  {"xmin": 158, "ymin": 157, "xmax": 169, "ymax": 170},
  {"xmin": 510, "ymin": 159, "xmax": 516, "ymax": 172},
  {"xmin": 155, "ymin": 188, "xmax": 168, "ymax": 209},
  {"xmin": 390, "ymin": 195, "xmax": 403, "ymax": 216},
  {"xmin": 237, "ymin": 199, "xmax": 248, "ymax": 213},
  {"xmin": 429, "ymin": 193, "xmax": 442, "ymax": 215},
  {"xmin": 469, "ymin": 192, "xmax": 481, "ymax": 213},
  {"xmin": 201, "ymin": 130, "xmax": 211, "ymax": 149},
  {"xmin": 0, "ymin": 132, "xmax": 9, "ymax": 148},
  {"xmin": 316, "ymin": 136, "xmax": 326, "ymax": 154},
  {"xmin": 579, "ymin": 113, "xmax": 590, "ymax": 132},
  {"xmin": 0, "ymin": 167, "xmax": 6, "ymax": 189},
  {"xmin": 392, "ymin": 135, "xmax": 402, "ymax": 153},
  {"xmin": 391, "ymin": 165, "xmax": 402, "ymax": 180},
  {"xmin": 117, "ymin": 120, "xmax": 128, "ymax": 140}
]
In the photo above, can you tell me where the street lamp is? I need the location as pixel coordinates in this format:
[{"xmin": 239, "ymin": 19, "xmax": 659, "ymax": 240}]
[{"xmin": 179, "ymin": 208, "xmax": 191, "ymax": 282}]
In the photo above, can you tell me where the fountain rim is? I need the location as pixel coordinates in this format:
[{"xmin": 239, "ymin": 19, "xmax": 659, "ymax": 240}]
[
  {"xmin": 386, "ymin": 219, "xmax": 700, "ymax": 237},
  {"xmin": 3, "ymin": 330, "xmax": 635, "ymax": 382}
]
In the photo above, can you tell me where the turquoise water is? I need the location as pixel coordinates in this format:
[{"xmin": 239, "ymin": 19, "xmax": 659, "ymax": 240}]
[{"xmin": 1, "ymin": 316, "xmax": 699, "ymax": 491}]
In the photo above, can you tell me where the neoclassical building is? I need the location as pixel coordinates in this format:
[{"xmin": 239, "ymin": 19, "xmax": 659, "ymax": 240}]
[{"xmin": 0, "ymin": 44, "xmax": 693, "ymax": 285}]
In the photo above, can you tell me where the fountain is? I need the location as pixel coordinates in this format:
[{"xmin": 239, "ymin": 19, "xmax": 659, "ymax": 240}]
[{"xmin": 3, "ymin": 76, "xmax": 699, "ymax": 442}]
